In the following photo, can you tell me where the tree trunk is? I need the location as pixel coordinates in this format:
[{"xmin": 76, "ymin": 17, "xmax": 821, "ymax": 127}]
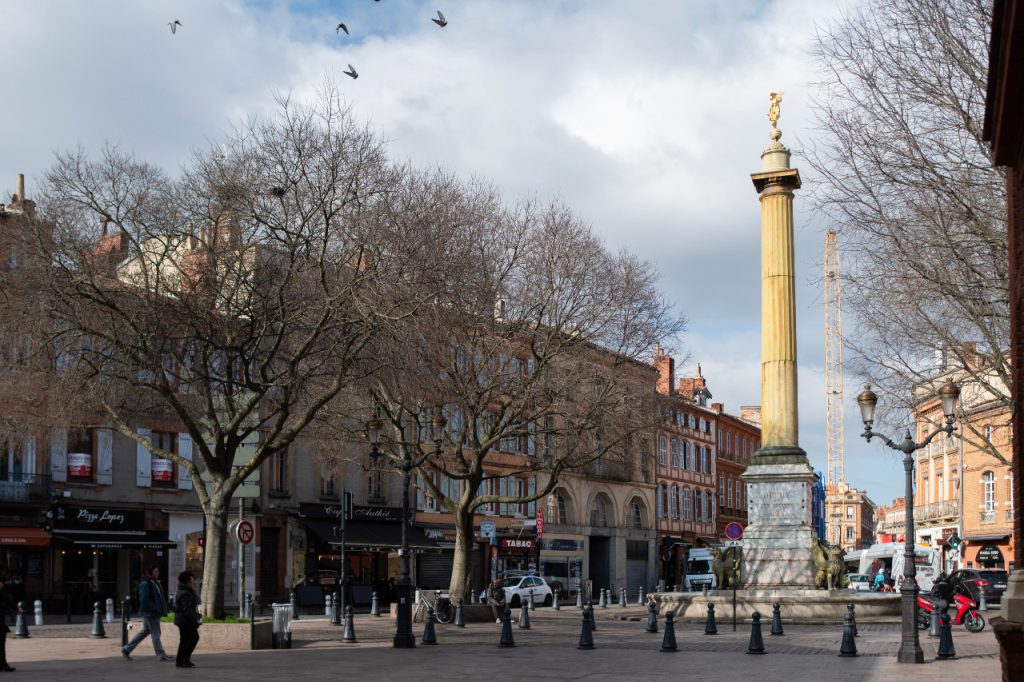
[
  {"xmin": 448, "ymin": 505, "xmax": 476, "ymax": 602},
  {"xmin": 199, "ymin": 501, "xmax": 230, "ymax": 619}
]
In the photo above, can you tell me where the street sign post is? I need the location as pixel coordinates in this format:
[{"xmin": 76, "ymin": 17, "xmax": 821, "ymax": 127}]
[
  {"xmin": 235, "ymin": 519, "xmax": 254, "ymax": 545},
  {"xmin": 725, "ymin": 539, "xmax": 744, "ymax": 548},
  {"xmin": 725, "ymin": 522, "xmax": 744, "ymax": 541},
  {"xmin": 481, "ymin": 520, "xmax": 496, "ymax": 538}
]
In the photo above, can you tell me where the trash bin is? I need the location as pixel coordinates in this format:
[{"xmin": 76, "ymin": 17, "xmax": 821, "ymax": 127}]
[{"xmin": 272, "ymin": 603, "xmax": 292, "ymax": 649}]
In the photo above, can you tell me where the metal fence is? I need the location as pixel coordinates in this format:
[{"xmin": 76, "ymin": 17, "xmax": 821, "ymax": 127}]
[{"xmin": 0, "ymin": 473, "xmax": 51, "ymax": 503}]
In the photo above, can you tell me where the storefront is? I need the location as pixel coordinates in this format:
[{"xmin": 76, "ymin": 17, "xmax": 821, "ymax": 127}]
[
  {"xmin": 293, "ymin": 503, "xmax": 439, "ymax": 605},
  {"xmin": 0, "ymin": 527, "xmax": 51, "ymax": 605},
  {"xmin": 965, "ymin": 534, "xmax": 1012, "ymax": 570},
  {"xmin": 50, "ymin": 505, "xmax": 174, "ymax": 613},
  {"xmin": 495, "ymin": 535, "xmax": 537, "ymax": 577},
  {"xmin": 538, "ymin": 536, "xmax": 584, "ymax": 597}
]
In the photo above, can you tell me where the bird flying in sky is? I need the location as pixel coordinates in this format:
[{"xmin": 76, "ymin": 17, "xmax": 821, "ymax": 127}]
[
  {"xmin": 336, "ymin": 23, "xmax": 348, "ymax": 35},
  {"xmin": 432, "ymin": 10, "xmax": 447, "ymax": 28},
  {"xmin": 168, "ymin": 20, "xmax": 182, "ymax": 34},
  {"xmin": 343, "ymin": 64, "xmax": 359, "ymax": 79}
]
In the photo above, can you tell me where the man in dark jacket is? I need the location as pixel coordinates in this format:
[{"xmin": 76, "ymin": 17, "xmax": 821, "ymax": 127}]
[
  {"xmin": 173, "ymin": 571, "xmax": 201, "ymax": 668},
  {"xmin": 122, "ymin": 565, "xmax": 174, "ymax": 661}
]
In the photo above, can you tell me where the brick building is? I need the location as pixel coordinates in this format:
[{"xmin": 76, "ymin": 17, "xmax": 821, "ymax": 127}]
[
  {"xmin": 711, "ymin": 403, "xmax": 754, "ymax": 541},
  {"xmin": 824, "ymin": 485, "xmax": 875, "ymax": 552},
  {"xmin": 874, "ymin": 497, "xmax": 906, "ymax": 544}
]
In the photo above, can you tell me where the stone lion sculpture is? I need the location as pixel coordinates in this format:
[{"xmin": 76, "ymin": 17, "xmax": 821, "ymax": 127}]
[
  {"xmin": 811, "ymin": 538, "xmax": 848, "ymax": 590},
  {"xmin": 711, "ymin": 546, "xmax": 740, "ymax": 590}
]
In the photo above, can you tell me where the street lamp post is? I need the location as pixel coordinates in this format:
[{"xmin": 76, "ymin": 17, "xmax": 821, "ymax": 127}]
[
  {"xmin": 368, "ymin": 410, "xmax": 446, "ymax": 649},
  {"xmin": 857, "ymin": 381, "xmax": 960, "ymax": 664}
]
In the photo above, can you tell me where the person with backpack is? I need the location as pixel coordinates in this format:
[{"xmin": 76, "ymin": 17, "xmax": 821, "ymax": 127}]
[{"xmin": 122, "ymin": 565, "xmax": 174, "ymax": 661}]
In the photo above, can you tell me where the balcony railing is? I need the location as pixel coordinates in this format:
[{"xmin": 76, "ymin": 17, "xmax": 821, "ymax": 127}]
[
  {"xmin": 0, "ymin": 473, "xmax": 52, "ymax": 503},
  {"xmin": 914, "ymin": 499, "xmax": 959, "ymax": 522}
]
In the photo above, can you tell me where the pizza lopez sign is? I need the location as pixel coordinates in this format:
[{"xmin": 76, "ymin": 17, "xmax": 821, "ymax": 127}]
[
  {"xmin": 56, "ymin": 506, "xmax": 142, "ymax": 530},
  {"xmin": 500, "ymin": 538, "xmax": 535, "ymax": 550}
]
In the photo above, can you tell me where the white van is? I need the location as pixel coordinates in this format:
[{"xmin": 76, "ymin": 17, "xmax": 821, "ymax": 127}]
[{"xmin": 684, "ymin": 548, "xmax": 717, "ymax": 591}]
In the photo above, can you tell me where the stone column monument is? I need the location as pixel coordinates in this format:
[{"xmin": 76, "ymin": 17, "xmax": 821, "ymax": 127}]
[{"xmin": 740, "ymin": 93, "xmax": 819, "ymax": 588}]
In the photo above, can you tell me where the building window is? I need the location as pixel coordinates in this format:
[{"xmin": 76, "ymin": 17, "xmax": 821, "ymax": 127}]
[
  {"xmin": 684, "ymin": 441, "xmax": 693, "ymax": 470},
  {"xmin": 982, "ymin": 471, "xmax": 996, "ymax": 520},
  {"xmin": 984, "ymin": 424, "xmax": 993, "ymax": 442},
  {"xmin": 719, "ymin": 478, "xmax": 725, "ymax": 508},
  {"xmin": 701, "ymin": 447, "xmax": 709, "ymax": 474},
  {"xmin": 150, "ymin": 431, "xmax": 177, "ymax": 487},
  {"xmin": 671, "ymin": 439, "xmax": 680, "ymax": 468},
  {"xmin": 727, "ymin": 479, "xmax": 733, "ymax": 508},
  {"xmin": 659, "ymin": 436, "xmax": 667, "ymax": 466},
  {"xmin": 683, "ymin": 488, "xmax": 693, "ymax": 521},
  {"xmin": 658, "ymin": 483, "xmax": 668, "ymax": 519},
  {"xmin": 67, "ymin": 427, "xmax": 95, "ymax": 481},
  {"xmin": 367, "ymin": 467, "xmax": 383, "ymax": 502},
  {"xmin": 846, "ymin": 526, "xmax": 854, "ymax": 541},
  {"xmin": 671, "ymin": 486, "xmax": 679, "ymax": 519},
  {"xmin": 725, "ymin": 432, "xmax": 731, "ymax": 457},
  {"xmin": 555, "ymin": 492, "xmax": 568, "ymax": 524},
  {"xmin": 319, "ymin": 463, "xmax": 337, "ymax": 498},
  {"xmin": 268, "ymin": 448, "xmax": 288, "ymax": 495},
  {"xmin": 701, "ymin": 490, "xmax": 709, "ymax": 522},
  {"xmin": 630, "ymin": 500, "xmax": 644, "ymax": 529},
  {"xmin": 590, "ymin": 496, "xmax": 608, "ymax": 527},
  {"xmin": 922, "ymin": 475, "xmax": 929, "ymax": 505},
  {"xmin": 846, "ymin": 505, "xmax": 854, "ymax": 519}
]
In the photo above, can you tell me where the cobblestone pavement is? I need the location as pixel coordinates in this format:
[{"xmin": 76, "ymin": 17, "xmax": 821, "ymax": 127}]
[{"xmin": 3, "ymin": 606, "xmax": 1001, "ymax": 681}]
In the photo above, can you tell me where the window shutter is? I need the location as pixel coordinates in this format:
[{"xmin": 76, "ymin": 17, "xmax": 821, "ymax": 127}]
[
  {"xmin": 178, "ymin": 433, "xmax": 193, "ymax": 490},
  {"xmin": 96, "ymin": 428, "xmax": 114, "ymax": 485},
  {"xmin": 50, "ymin": 428, "xmax": 67, "ymax": 482},
  {"xmin": 136, "ymin": 428, "xmax": 153, "ymax": 487},
  {"xmin": 24, "ymin": 436, "xmax": 36, "ymax": 477},
  {"xmin": 528, "ymin": 477, "xmax": 536, "ymax": 516},
  {"xmin": 416, "ymin": 475, "xmax": 425, "ymax": 511}
]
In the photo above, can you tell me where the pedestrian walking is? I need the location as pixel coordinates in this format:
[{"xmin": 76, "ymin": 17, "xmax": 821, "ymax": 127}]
[
  {"xmin": 172, "ymin": 571, "xmax": 201, "ymax": 668},
  {"xmin": 0, "ymin": 564, "xmax": 17, "ymax": 672},
  {"xmin": 121, "ymin": 565, "xmax": 174, "ymax": 662}
]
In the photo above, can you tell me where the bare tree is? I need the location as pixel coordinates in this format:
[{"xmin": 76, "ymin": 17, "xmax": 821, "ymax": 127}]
[
  {"xmin": 807, "ymin": 0, "xmax": 1009, "ymax": 462},
  {"xmin": 30, "ymin": 87, "xmax": 449, "ymax": 616},
  {"xmin": 324, "ymin": 198, "xmax": 684, "ymax": 600}
]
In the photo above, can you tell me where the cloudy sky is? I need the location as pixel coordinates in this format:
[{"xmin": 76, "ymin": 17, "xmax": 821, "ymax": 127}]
[{"xmin": 1, "ymin": 0, "xmax": 908, "ymax": 506}]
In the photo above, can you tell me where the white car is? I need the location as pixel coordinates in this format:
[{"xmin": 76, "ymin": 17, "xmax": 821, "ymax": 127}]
[
  {"xmin": 501, "ymin": 575, "xmax": 553, "ymax": 607},
  {"xmin": 847, "ymin": 573, "xmax": 872, "ymax": 591}
]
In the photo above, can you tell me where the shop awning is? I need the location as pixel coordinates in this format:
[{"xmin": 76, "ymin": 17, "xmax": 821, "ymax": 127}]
[
  {"xmin": 53, "ymin": 531, "xmax": 177, "ymax": 550},
  {"xmin": 965, "ymin": 534, "xmax": 1011, "ymax": 542},
  {"xmin": 0, "ymin": 527, "xmax": 51, "ymax": 547},
  {"xmin": 298, "ymin": 519, "xmax": 441, "ymax": 553}
]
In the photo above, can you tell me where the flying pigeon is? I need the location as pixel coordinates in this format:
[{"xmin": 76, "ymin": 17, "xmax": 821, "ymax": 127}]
[
  {"xmin": 336, "ymin": 23, "xmax": 348, "ymax": 35},
  {"xmin": 432, "ymin": 10, "xmax": 447, "ymax": 27},
  {"xmin": 168, "ymin": 20, "xmax": 182, "ymax": 34},
  {"xmin": 343, "ymin": 64, "xmax": 359, "ymax": 79}
]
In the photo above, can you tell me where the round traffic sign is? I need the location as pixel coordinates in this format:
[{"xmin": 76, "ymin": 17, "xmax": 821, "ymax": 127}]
[
  {"xmin": 725, "ymin": 522, "xmax": 744, "ymax": 540},
  {"xmin": 235, "ymin": 519, "xmax": 255, "ymax": 545}
]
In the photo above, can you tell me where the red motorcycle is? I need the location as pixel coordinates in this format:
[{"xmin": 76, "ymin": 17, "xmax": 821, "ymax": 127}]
[{"xmin": 916, "ymin": 578, "xmax": 985, "ymax": 633}]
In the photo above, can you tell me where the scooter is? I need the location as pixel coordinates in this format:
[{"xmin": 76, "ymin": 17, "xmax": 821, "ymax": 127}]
[{"xmin": 916, "ymin": 579, "xmax": 985, "ymax": 633}]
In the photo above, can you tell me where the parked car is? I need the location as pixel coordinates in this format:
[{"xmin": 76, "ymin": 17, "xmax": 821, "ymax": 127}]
[
  {"xmin": 501, "ymin": 575, "xmax": 553, "ymax": 607},
  {"xmin": 847, "ymin": 573, "xmax": 872, "ymax": 592},
  {"xmin": 949, "ymin": 568, "xmax": 1008, "ymax": 605}
]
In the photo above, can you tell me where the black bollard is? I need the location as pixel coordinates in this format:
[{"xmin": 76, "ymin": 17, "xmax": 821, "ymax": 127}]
[
  {"xmin": 518, "ymin": 601, "xmax": 531, "ymax": 629},
  {"xmin": 371, "ymin": 591, "xmax": 381, "ymax": 617},
  {"xmin": 498, "ymin": 606, "xmax": 515, "ymax": 648},
  {"xmin": 121, "ymin": 596, "xmax": 130, "ymax": 647},
  {"xmin": 90, "ymin": 601, "xmax": 107, "ymax": 638},
  {"xmin": 578, "ymin": 606, "xmax": 595, "ymax": 649},
  {"xmin": 422, "ymin": 606, "xmax": 437, "ymax": 645},
  {"xmin": 936, "ymin": 612, "xmax": 957, "ymax": 660},
  {"xmin": 704, "ymin": 603, "xmax": 718, "ymax": 635},
  {"xmin": 13, "ymin": 602, "xmax": 29, "ymax": 638},
  {"xmin": 646, "ymin": 600, "xmax": 659, "ymax": 634},
  {"xmin": 847, "ymin": 602, "xmax": 858, "ymax": 637},
  {"xmin": 746, "ymin": 611, "xmax": 765, "ymax": 654},
  {"xmin": 343, "ymin": 605, "xmax": 358, "ymax": 643},
  {"xmin": 553, "ymin": 589, "xmax": 560, "ymax": 611},
  {"xmin": 770, "ymin": 602, "xmax": 784, "ymax": 636},
  {"xmin": 620, "ymin": 588, "xmax": 627, "ymax": 608},
  {"xmin": 454, "ymin": 597, "xmax": 465, "ymax": 627},
  {"xmin": 588, "ymin": 601, "xmax": 597, "ymax": 631},
  {"xmin": 331, "ymin": 591, "xmax": 342, "ymax": 626},
  {"xmin": 290, "ymin": 589, "xmax": 299, "ymax": 620},
  {"xmin": 660, "ymin": 611, "xmax": 678, "ymax": 652},
  {"xmin": 838, "ymin": 611, "xmax": 858, "ymax": 657}
]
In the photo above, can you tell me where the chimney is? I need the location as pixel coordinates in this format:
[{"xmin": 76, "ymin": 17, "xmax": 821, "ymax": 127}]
[
  {"xmin": 654, "ymin": 344, "xmax": 675, "ymax": 396},
  {"xmin": 15, "ymin": 174, "xmax": 25, "ymax": 203},
  {"xmin": 710, "ymin": 402, "xmax": 724, "ymax": 412}
]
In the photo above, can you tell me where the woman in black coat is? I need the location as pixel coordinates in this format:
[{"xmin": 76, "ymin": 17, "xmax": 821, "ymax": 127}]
[
  {"xmin": 173, "ymin": 571, "xmax": 201, "ymax": 668},
  {"xmin": 0, "ymin": 564, "xmax": 16, "ymax": 672}
]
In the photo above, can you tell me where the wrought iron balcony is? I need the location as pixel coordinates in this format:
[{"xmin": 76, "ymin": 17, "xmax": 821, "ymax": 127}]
[
  {"xmin": 0, "ymin": 473, "xmax": 52, "ymax": 503},
  {"xmin": 913, "ymin": 499, "xmax": 959, "ymax": 522}
]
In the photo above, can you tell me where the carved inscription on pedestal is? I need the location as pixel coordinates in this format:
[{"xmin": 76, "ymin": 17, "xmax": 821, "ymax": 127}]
[{"xmin": 747, "ymin": 482, "xmax": 810, "ymax": 526}]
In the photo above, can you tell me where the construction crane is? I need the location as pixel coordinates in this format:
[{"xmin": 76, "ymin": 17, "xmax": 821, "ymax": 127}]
[{"xmin": 824, "ymin": 231, "xmax": 846, "ymax": 546}]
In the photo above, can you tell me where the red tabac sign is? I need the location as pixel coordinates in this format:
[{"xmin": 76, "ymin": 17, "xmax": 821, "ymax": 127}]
[{"xmin": 500, "ymin": 538, "xmax": 535, "ymax": 550}]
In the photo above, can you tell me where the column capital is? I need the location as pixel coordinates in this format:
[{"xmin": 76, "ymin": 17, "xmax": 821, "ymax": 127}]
[{"xmin": 751, "ymin": 168, "xmax": 801, "ymax": 194}]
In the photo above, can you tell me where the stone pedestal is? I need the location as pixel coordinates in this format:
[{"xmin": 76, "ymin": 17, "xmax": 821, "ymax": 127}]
[{"xmin": 740, "ymin": 462, "xmax": 817, "ymax": 589}]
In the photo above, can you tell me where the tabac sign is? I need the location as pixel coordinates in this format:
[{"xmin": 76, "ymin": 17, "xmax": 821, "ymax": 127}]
[{"xmin": 500, "ymin": 538, "xmax": 535, "ymax": 550}]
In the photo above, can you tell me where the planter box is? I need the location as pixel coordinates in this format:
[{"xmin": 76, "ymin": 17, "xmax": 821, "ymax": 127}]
[{"xmin": 126, "ymin": 620, "xmax": 272, "ymax": 651}]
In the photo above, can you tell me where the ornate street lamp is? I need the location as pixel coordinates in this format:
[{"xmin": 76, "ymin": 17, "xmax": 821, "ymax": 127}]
[
  {"xmin": 857, "ymin": 380, "xmax": 960, "ymax": 664},
  {"xmin": 369, "ymin": 409, "xmax": 446, "ymax": 649}
]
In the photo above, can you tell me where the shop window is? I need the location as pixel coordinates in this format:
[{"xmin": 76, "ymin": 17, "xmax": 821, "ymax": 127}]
[
  {"xmin": 150, "ymin": 431, "xmax": 177, "ymax": 487},
  {"xmin": 67, "ymin": 427, "xmax": 95, "ymax": 481},
  {"xmin": 268, "ymin": 449, "xmax": 288, "ymax": 496}
]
